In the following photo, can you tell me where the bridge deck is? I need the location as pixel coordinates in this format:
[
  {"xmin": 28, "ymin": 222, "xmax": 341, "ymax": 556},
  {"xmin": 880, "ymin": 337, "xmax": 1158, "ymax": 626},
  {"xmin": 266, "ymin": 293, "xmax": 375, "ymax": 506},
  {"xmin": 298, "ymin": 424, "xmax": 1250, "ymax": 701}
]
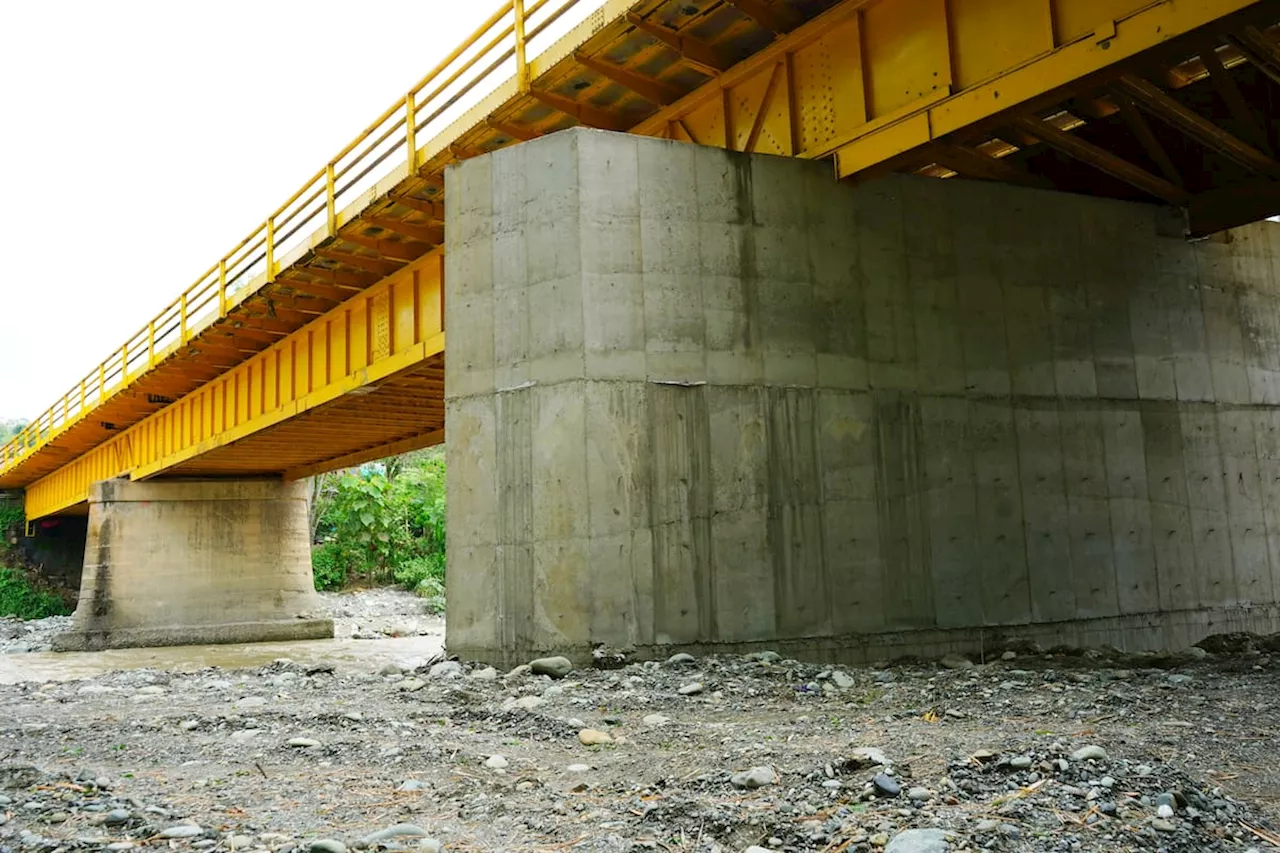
[{"xmin": 7, "ymin": 0, "xmax": 1280, "ymax": 518}]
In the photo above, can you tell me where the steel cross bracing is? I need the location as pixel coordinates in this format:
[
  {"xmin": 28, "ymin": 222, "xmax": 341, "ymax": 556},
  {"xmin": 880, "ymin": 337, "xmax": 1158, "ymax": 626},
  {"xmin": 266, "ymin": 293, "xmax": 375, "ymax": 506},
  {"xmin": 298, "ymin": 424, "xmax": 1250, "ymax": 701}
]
[{"xmin": 5, "ymin": 0, "xmax": 1280, "ymax": 519}]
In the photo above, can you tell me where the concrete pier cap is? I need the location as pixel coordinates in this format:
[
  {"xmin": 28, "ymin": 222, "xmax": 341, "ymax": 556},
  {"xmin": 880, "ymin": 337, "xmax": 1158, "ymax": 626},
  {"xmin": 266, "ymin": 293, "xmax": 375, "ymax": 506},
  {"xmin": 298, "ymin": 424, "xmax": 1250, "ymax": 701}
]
[
  {"xmin": 53, "ymin": 478, "xmax": 332, "ymax": 652},
  {"xmin": 447, "ymin": 127, "xmax": 1280, "ymax": 667}
]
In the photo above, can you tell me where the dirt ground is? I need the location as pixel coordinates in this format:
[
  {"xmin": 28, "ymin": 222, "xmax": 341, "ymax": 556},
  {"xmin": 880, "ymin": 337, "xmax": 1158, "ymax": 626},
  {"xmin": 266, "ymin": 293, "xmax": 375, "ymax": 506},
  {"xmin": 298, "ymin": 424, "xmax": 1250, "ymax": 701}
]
[{"xmin": 1, "ymin": 591, "xmax": 1278, "ymax": 853}]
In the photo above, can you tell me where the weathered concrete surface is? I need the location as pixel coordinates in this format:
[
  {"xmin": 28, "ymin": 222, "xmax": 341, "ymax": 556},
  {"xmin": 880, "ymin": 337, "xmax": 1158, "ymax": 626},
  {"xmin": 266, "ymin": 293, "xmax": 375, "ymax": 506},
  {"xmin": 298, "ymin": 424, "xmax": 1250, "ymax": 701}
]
[
  {"xmin": 52, "ymin": 479, "xmax": 331, "ymax": 651},
  {"xmin": 444, "ymin": 127, "xmax": 1280, "ymax": 666}
]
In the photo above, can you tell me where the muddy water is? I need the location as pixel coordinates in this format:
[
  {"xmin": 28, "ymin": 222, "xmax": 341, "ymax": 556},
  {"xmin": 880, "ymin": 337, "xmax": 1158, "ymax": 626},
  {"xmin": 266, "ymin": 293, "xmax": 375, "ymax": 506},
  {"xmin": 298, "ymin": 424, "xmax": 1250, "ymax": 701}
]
[{"xmin": 0, "ymin": 633, "xmax": 444, "ymax": 685}]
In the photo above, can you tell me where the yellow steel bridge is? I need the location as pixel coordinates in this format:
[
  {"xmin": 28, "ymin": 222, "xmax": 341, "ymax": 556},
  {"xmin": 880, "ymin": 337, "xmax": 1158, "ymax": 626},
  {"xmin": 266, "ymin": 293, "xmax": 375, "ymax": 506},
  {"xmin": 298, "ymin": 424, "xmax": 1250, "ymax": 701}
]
[{"xmin": 5, "ymin": 0, "xmax": 1280, "ymax": 520}]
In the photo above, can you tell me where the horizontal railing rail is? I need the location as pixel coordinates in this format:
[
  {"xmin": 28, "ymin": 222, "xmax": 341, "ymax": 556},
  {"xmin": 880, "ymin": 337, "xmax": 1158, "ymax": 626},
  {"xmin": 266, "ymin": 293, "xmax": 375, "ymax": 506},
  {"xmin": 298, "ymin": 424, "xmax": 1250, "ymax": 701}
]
[{"xmin": 1, "ymin": 0, "xmax": 596, "ymax": 477}]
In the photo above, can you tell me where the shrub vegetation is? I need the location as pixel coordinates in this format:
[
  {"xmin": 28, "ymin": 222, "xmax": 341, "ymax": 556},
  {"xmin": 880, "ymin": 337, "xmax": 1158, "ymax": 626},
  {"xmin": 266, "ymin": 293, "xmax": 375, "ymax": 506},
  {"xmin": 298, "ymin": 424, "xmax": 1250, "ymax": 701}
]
[{"xmin": 309, "ymin": 448, "xmax": 446, "ymax": 610}]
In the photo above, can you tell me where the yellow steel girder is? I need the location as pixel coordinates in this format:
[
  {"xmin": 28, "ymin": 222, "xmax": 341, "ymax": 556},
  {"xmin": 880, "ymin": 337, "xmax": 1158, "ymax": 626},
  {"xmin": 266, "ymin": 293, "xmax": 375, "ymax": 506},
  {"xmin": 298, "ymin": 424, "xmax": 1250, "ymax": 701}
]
[
  {"xmin": 24, "ymin": 252, "xmax": 445, "ymax": 520},
  {"xmin": 631, "ymin": 0, "xmax": 1261, "ymax": 177}
]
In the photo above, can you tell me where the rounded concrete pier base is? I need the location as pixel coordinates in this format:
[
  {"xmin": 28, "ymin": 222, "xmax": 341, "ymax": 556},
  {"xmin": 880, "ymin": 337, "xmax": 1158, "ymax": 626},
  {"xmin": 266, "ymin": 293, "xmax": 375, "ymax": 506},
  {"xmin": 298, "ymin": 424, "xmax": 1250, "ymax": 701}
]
[{"xmin": 53, "ymin": 478, "xmax": 332, "ymax": 652}]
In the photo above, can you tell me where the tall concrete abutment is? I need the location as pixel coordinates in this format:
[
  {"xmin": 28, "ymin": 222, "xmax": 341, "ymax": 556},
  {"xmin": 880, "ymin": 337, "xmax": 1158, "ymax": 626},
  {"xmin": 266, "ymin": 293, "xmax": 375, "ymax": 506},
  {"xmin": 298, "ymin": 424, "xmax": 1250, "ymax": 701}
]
[
  {"xmin": 52, "ymin": 479, "xmax": 332, "ymax": 651},
  {"xmin": 444, "ymin": 127, "xmax": 1280, "ymax": 666}
]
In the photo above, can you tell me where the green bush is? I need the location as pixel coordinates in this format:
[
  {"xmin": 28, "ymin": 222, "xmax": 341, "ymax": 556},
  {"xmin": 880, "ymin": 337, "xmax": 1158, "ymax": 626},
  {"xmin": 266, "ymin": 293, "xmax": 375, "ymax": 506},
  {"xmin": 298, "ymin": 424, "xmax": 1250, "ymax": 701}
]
[
  {"xmin": 310, "ymin": 448, "xmax": 447, "ymax": 597},
  {"xmin": 311, "ymin": 542, "xmax": 349, "ymax": 591},
  {"xmin": 394, "ymin": 554, "xmax": 445, "ymax": 613},
  {"xmin": 0, "ymin": 502, "xmax": 23, "ymax": 533},
  {"xmin": 0, "ymin": 566, "xmax": 70, "ymax": 620}
]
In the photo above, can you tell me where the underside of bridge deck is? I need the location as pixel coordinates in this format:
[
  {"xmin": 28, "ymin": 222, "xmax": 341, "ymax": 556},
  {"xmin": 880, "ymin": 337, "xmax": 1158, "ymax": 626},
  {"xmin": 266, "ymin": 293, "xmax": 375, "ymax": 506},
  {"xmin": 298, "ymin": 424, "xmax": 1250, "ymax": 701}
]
[{"xmin": 8, "ymin": 0, "xmax": 1280, "ymax": 522}]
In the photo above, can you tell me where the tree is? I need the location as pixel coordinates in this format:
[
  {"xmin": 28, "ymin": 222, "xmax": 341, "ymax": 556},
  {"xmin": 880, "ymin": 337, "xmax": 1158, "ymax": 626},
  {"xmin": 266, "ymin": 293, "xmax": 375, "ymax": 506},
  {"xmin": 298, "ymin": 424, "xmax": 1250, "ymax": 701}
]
[{"xmin": 308, "ymin": 447, "xmax": 446, "ymax": 608}]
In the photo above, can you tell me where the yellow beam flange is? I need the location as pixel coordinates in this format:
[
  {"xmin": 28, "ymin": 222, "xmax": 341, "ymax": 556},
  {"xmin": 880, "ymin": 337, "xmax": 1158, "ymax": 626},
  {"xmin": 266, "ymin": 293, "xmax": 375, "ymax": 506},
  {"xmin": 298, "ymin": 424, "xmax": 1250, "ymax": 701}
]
[{"xmin": 23, "ymin": 252, "xmax": 445, "ymax": 520}]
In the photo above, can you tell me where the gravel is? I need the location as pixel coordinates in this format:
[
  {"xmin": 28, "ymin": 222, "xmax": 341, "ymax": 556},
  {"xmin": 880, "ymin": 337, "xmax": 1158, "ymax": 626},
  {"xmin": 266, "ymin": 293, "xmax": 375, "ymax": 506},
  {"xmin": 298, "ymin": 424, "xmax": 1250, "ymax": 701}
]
[{"xmin": 0, "ymin": 617, "xmax": 1277, "ymax": 852}]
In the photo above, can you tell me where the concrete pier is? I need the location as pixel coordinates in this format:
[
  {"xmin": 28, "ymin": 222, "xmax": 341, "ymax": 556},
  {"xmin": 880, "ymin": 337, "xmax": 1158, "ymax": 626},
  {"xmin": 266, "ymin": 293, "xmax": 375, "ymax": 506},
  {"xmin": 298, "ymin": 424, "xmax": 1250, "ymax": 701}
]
[
  {"xmin": 444, "ymin": 128, "xmax": 1280, "ymax": 666},
  {"xmin": 53, "ymin": 479, "xmax": 332, "ymax": 651}
]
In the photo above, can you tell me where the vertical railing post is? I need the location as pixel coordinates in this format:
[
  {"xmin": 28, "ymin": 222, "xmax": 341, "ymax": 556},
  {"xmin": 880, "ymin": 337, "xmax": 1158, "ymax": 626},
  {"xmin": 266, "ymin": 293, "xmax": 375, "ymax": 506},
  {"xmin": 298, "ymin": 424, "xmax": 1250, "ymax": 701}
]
[
  {"xmin": 266, "ymin": 219, "xmax": 276, "ymax": 283},
  {"xmin": 98, "ymin": 363, "xmax": 105, "ymax": 403},
  {"xmin": 218, "ymin": 259, "xmax": 228, "ymax": 317},
  {"xmin": 148, "ymin": 320, "xmax": 156, "ymax": 365},
  {"xmin": 120, "ymin": 343, "xmax": 129, "ymax": 384},
  {"xmin": 406, "ymin": 92, "xmax": 418, "ymax": 173},
  {"xmin": 79, "ymin": 379, "xmax": 86, "ymax": 413},
  {"xmin": 180, "ymin": 294, "xmax": 189, "ymax": 344},
  {"xmin": 514, "ymin": 0, "xmax": 530, "ymax": 93},
  {"xmin": 326, "ymin": 164, "xmax": 336, "ymax": 237}
]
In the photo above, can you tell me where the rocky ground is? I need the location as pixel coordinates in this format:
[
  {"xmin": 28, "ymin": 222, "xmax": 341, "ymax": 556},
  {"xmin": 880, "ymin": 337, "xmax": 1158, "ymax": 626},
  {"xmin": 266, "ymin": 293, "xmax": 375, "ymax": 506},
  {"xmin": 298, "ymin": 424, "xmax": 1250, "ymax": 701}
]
[{"xmin": 0, "ymin": 598, "xmax": 1278, "ymax": 853}]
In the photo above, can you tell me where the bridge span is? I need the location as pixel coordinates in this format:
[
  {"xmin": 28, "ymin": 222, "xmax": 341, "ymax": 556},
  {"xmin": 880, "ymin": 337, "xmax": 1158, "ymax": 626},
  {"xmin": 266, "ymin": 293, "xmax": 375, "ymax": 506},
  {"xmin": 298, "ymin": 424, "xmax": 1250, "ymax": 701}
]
[{"xmin": 6, "ymin": 0, "xmax": 1280, "ymax": 660}]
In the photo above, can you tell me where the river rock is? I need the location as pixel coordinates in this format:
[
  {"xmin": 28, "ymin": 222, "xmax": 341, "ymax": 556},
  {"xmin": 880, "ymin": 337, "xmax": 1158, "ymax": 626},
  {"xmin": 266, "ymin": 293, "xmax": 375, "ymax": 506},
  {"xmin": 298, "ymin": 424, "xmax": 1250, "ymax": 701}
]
[
  {"xmin": 666, "ymin": 653, "xmax": 696, "ymax": 665},
  {"xmin": 428, "ymin": 661, "xmax": 463, "ymax": 680},
  {"xmin": 529, "ymin": 656, "xmax": 572, "ymax": 678},
  {"xmin": 939, "ymin": 653, "xmax": 973, "ymax": 670},
  {"xmin": 159, "ymin": 825, "xmax": 203, "ymax": 839},
  {"xmin": 873, "ymin": 772, "xmax": 901, "ymax": 798},
  {"xmin": 730, "ymin": 766, "xmax": 777, "ymax": 789},
  {"xmin": 287, "ymin": 737, "xmax": 321, "ymax": 748},
  {"xmin": 1071, "ymin": 745, "xmax": 1108, "ymax": 761},
  {"xmin": 831, "ymin": 670, "xmax": 855, "ymax": 689},
  {"xmin": 848, "ymin": 747, "xmax": 891, "ymax": 768},
  {"xmin": 578, "ymin": 728, "xmax": 613, "ymax": 745},
  {"xmin": 885, "ymin": 828, "xmax": 952, "ymax": 853},
  {"xmin": 358, "ymin": 824, "xmax": 429, "ymax": 847},
  {"xmin": 311, "ymin": 841, "xmax": 347, "ymax": 853},
  {"xmin": 678, "ymin": 682, "xmax": 704, "ymax": 695},
  {"xmin": 484, "ymin": 754, "xmax": 509, "ymax": 769}
]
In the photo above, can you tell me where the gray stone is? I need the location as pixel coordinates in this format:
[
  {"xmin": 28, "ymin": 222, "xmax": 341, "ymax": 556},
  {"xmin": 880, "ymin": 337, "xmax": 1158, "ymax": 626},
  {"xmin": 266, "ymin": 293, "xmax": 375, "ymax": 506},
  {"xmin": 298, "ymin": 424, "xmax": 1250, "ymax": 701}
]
[
  {"xmin": 831, "ymin": 671, "xmax": 855, "ymax": 689},
  {"xmin": 470, "ymin": 666, "xmax": 499, "ymax": 681},
  {"xmin": 939, "ymin": 653, "xmax": 973, "ymax": 670},
  {"xmin": 1009, "ymin": 755, "xmax": 1033, "ymax": 770},
  {"xmin": 397, "ymin": 780, "xmax": 428, "ymax": 792},
  {"xmin": 529, "ymin": 656, "xmax": 572, "ymax": 678},
  {"xmin": 849, "ymin": 747, "xmax": 891, "ymax": 767},
  {"xmin": 1070, "ymin": 745, "xmax": 1107, "ymax": 761},
  {"xmin": 1152, "ymin": 818, "xmax": 1176, "ymax": 832},
  {"xmin": 907, "ymin": 786, "xmax": 931, "ymax": 801},
  {"xmin": 159, "ymin": 825, "xmax": 203, "ymax": 839},
  {"xmin": 428, "ymin": 660, "xmax": 463, "ymax": 680},
  {"xmin": 358, "ymin": 825, "xmax": 430, "ymax": 847},
  {"xmin": 287, "ymin": 737, "xmax": 321, "ymax": 748},
  {"xmin": 103, "ymin": 809, "xmax": 131, "ymax": 826},
  {"xmin": 666, "ymin": 653, "xmax": 696, "ymax": 665},
  {"xmin": 885, "ymin": 828, "xmax": 951, "ymax": 853},
  {"xmin": 484, "ymin": 754, "xmax": 509, "ymax": 769},
  {"xmin": 873, "ymin": 773, "xmax": 901, "ymax": 798},
  {"xmin": 310, "ymin": 841, "xmax": 348, "ymax": 853},
  {"xmin": 677, "ymin": 682, "xmax": 704, "ymax": 695},
  {"xmin": 729, "ymin": 766, "xmax": 777, "ymax": 789}
]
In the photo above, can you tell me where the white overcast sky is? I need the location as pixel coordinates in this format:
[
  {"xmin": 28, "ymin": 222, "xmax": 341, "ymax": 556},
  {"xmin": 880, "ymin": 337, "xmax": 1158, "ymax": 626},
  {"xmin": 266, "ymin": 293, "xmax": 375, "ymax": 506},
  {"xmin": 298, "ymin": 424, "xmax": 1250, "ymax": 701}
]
[{"xmin": 0, "ymin": 1, "xmax": 510, "ymax": 420}]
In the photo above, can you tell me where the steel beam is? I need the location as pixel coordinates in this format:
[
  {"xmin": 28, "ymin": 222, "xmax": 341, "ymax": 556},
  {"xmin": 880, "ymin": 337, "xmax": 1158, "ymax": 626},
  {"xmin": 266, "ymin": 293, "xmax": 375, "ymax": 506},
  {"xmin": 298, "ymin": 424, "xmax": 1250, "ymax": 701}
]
[{"xmin": 23, "ymin": 253, "xmax": 445, "ymax": 519}]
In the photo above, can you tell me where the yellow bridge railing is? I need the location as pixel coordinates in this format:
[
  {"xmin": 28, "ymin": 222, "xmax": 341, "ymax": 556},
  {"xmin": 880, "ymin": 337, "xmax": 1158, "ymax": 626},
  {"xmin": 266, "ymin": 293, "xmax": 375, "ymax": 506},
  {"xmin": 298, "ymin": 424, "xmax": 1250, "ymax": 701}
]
[{"xmin": 1, "ymin": 0, "xmax": 594, "ymax": 479}]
